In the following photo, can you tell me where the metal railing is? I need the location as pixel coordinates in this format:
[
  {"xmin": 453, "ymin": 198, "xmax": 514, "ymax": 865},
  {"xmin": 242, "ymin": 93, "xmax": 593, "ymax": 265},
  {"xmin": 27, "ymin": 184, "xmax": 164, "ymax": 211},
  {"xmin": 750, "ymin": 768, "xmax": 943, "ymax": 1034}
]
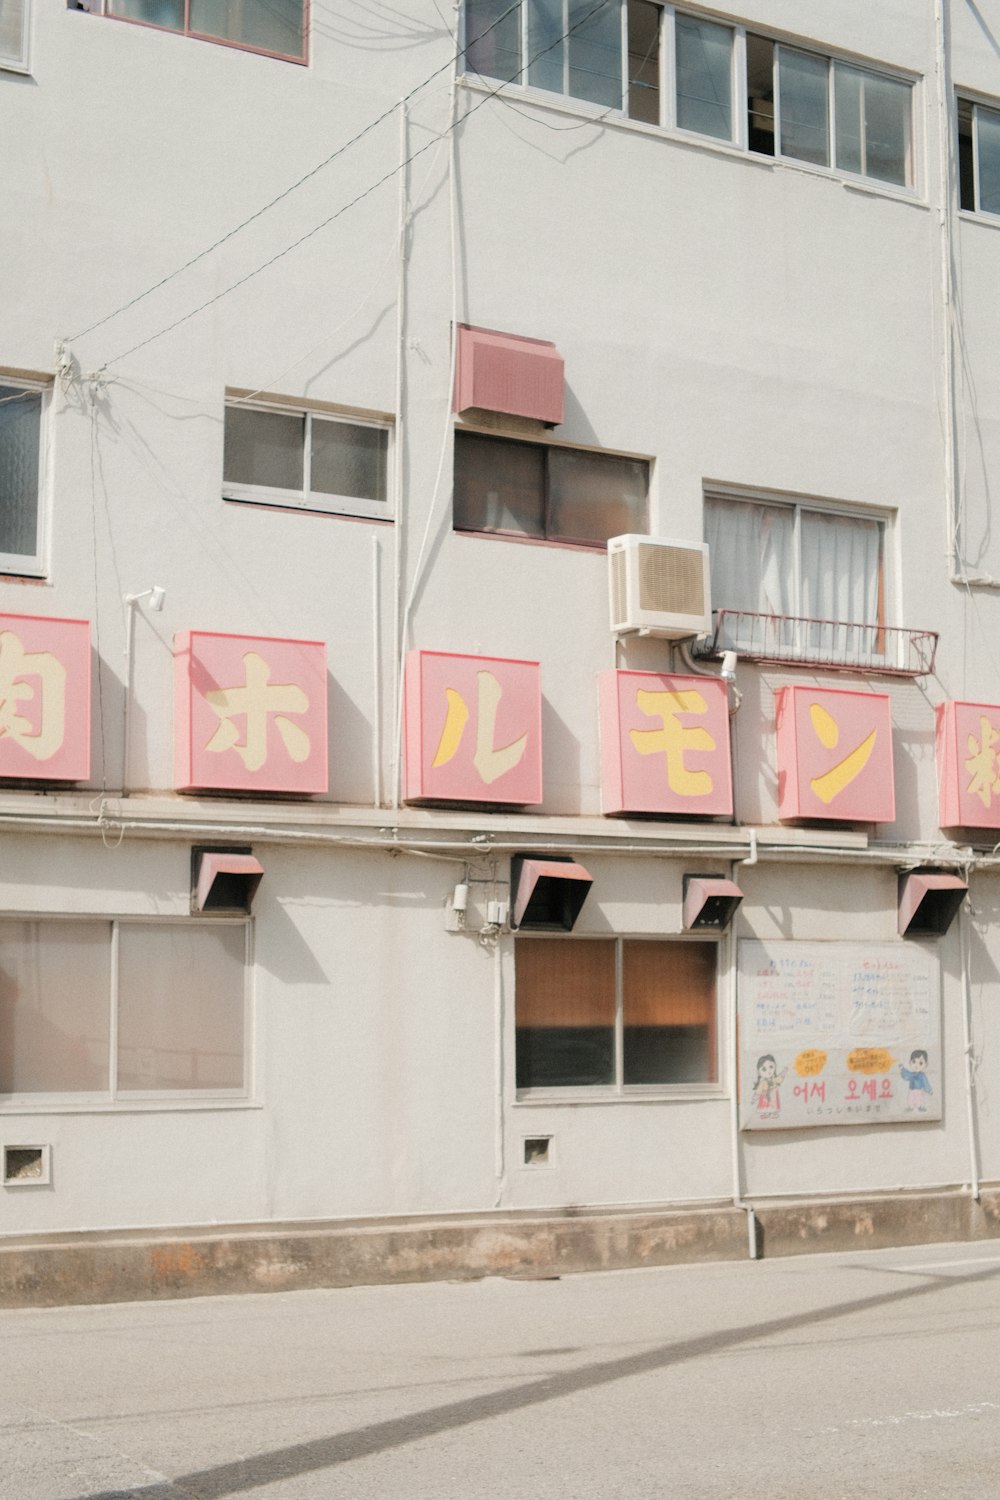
[{"xmin": 692, "ymin": 610, "xmax": 938, "ymax": 677}]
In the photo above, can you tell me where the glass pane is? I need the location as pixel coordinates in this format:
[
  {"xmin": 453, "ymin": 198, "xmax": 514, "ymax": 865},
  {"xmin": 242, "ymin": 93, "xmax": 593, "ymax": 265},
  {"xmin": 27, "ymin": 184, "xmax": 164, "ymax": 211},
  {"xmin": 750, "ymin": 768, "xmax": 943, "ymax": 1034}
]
[
  {"xmin": 675, "ymin": 14, "xmax": 732, "ymax": 140},
  {"xmin": 109, "ymin": 0, "xmax": 184, "ymax": 28},
  {"xmin": 516, "ymin": 939, "xmax": 615, "ymax": 1087},
  {"xmin": 858, "ymin": 70, "xmax": 909, "ymax": 186},
  {"xmin": 465, "ymin": 0, "xmax": 521, "ymax": 82},
  {"xmin": 0, "ymin": 0, "xmax": 25, "ymax": 62},
  {"xmin": 453, "ymin": 432, "xmax": 545, "ymax": 535},
  {"xmin": 622, "ymin": 940, "xmax": 716, "ymax": 1085},
  {"xmin": 223, "ymin": 406, "xmax": 303, "ymax": 492},
  {"xmin": 189, "ymin": 0, "xmax": 304, "ymax": 55},
  {"xmin": 547, "ymin": 447, "xmax": 647, "ymax": 545},
  {"xmin": 779, "ymin": 47, "xmax": 828, "ymax": 166},
  {"xmin": 567, "ymin": 0, "xmax": 621, "ymax": 108},
  {"xmin": 527, "ymin": 0, "xmax": 563, "ymax": 94},
  {"xmin": 958, "ymin": 98, "xmax": 975, "ymax": 210},
  {"xmin": 977, "ymin": 103, "xmax": 1000, "ymax": 216},
  {"xmin": 311, "ymin": 419, "xmax": 387, "ymax": 503},
  {"xmin": 0, "ymin": 387, "xmax": 40, "ymax": 559},
  {"xmin": 627, "ymin": 0, "xmax": 659, "ymax": 124},
  {"xmin": 833, "ymin": 63, "xmax": 863, "ymax": 175},
  {"xmin": 0, "ymin": 921, "xmax": 110, "ymax": 1094},
  {"xmin": 746, "ymin": 34, "xmax": 775, "ymax": 155},
  {"xmin": 117, "ymin": 924, "xmax": 246, "ymax": 1092}
]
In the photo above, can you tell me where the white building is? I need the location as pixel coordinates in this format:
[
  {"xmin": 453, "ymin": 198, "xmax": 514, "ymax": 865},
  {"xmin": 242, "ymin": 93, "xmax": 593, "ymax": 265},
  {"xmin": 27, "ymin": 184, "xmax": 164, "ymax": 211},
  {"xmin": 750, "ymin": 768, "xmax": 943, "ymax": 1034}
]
[{"xmin": 2, "ymin": 0, "xmax": 1000, "ymax": 1288}]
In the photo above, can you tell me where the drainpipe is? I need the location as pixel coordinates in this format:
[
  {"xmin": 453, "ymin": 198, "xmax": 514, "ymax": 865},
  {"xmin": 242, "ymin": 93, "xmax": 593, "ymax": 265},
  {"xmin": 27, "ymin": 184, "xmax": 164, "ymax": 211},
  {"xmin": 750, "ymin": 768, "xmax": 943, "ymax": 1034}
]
[
  {"xmin": 959, "ymin": 891, "xmax": 981, "ymax": 1203},
  {"xmin": 729, "ymin": 827, "xmax": 760, "ymax": 1259}
]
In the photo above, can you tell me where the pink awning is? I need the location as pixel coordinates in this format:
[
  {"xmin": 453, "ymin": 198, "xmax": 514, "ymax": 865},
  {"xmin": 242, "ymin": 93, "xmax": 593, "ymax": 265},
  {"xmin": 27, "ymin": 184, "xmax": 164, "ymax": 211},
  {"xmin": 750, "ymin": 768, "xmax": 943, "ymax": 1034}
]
[{"xmin": 454, "ymin": 325, "xmax": 564, "ymax": 425}]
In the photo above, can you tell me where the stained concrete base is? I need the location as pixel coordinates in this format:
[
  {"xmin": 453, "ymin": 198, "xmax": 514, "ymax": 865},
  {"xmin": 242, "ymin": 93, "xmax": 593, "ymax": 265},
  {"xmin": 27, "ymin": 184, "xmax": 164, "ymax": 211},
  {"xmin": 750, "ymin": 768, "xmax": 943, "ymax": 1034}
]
[{"xmin": 2, "ymin": 1188, "xmax": 999, "ymax": 1308}]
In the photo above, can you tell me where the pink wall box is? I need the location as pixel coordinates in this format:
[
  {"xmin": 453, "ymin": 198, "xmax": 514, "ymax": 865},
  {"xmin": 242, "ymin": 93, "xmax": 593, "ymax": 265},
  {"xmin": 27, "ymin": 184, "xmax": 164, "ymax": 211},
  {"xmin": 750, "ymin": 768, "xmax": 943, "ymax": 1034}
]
[
  {"xmin": 775, "ymin": 685, "xmax": 895, "ymax": 822},
  {"xmin": 599, "ymin": 670, "xmax": 733, "ymax": 816},
  {"xmin": 404, "ymin": 650, "xmax": 542, "ymax": 805},
  {"xmin": 0, "ymin": 613, "xmax": 90, "ymax": 781},
  {"xmin": 936, "ymin": 699, "xmax": 1000, "ymax": 828},
  {"xmin": 175, "ymin": 631, "xmax": 328, "ymax": 794}
]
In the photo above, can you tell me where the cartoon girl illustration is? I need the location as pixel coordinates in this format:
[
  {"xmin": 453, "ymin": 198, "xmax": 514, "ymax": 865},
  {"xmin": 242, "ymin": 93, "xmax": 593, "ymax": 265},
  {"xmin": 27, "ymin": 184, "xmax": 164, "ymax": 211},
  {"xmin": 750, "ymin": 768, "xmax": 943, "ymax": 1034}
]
[
  {"xmin": 899, "ymin": 1049, "xmax": 933, "ymax": 1113},
  {"xmin": 752, "ymin": 1054, "xmax": 786, "ymax": 1117}
]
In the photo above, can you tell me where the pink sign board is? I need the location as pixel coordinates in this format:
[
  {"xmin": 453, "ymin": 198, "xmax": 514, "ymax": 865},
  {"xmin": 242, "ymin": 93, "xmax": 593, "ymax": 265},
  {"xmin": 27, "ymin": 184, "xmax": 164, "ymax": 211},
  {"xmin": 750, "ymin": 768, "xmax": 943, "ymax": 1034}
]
[
  {"xmin": 936, "ymin": 699, "xmax": 1000, "ymax": 828},
  {"xmin": 775, "ymin": 685, "xmax": 895, "ymax": 822},
  {"xmin": 599, "ymin": 670, "xmax": 732, "ymax": 816},
  {"xmin": 0, "ymin": 613, "xmax": 90, "ymax": 781},
  {"xmin": 175, "ymin": 631, "xmax": 328, "ymax": 793},
  {"xmin": 403, "ymin": 650, "xmax": 542, "ymax": 805}
]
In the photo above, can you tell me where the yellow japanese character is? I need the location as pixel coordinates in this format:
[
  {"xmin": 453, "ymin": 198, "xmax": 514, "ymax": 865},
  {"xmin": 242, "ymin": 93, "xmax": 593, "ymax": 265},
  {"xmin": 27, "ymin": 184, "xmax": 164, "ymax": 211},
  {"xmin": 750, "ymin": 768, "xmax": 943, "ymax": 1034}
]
[
  {"xmin": 628, "ymin": 688, "xmax": 715, "ymax": 797},
  {"xmin": 205, "ymin": 652, "xmax": 310, "ymax": 772}
]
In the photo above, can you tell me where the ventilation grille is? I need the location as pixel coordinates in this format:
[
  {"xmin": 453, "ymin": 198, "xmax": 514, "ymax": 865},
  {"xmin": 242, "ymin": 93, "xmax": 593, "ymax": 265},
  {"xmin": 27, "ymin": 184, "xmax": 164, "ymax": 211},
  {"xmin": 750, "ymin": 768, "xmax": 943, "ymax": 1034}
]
[{"xmin": 638, "ymin": 542, "xmax": 706, "ymax": 616}]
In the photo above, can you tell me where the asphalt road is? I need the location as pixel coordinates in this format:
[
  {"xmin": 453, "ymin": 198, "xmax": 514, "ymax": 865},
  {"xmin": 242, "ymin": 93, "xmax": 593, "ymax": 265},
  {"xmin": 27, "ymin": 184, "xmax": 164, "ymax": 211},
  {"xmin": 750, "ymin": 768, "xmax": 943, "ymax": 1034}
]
[{"xmin": 2, "ymin": 1239, "xmax": 999, "ymax": 1499}]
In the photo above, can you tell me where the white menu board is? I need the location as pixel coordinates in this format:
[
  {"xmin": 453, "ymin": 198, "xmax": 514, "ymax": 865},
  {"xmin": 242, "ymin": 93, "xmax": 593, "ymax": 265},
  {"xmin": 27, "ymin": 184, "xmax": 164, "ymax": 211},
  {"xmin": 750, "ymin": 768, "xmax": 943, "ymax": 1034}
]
[{"xmin": 738, "ymin": 941, "xmax": 941, "ymax": 1130}]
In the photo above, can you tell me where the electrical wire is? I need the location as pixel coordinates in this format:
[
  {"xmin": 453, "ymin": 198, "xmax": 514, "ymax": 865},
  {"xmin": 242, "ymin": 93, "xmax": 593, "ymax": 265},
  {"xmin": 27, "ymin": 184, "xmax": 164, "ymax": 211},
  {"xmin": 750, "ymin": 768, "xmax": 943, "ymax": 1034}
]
[
  {"xmin": 64, "ymin": 0, "xmax": 525, "ymax": 349},
  {"xmin": 91, "ymin": 0, "xmax": 618, "ymax": 369}
]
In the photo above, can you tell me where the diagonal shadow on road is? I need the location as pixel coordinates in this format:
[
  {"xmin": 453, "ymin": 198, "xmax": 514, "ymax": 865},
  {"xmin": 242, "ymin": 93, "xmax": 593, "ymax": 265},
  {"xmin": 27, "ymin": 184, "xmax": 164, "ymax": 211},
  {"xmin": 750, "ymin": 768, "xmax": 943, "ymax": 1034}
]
[{"xmin": 71, "ymin": 1258, "xmax": 1000, "ymax": 1500}]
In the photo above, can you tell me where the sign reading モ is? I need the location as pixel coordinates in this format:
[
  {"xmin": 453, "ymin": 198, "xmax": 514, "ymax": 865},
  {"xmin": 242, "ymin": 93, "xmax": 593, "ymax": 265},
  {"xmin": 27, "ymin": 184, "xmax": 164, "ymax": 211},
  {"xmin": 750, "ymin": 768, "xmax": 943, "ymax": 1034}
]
[
  {"xmin": 0, "ymin": 613, "xmax": 90, "ymax": 781},
  {"xmin": 403, "ymin": 650, "xmax": 542, "ymax": 805},
  {"xmin": 599, "ymin": 669, "xmax": 732, "ymax": 816},
  {"xmin": 175, "ymin": 631, "xmax": 328, "ymax": 793}
]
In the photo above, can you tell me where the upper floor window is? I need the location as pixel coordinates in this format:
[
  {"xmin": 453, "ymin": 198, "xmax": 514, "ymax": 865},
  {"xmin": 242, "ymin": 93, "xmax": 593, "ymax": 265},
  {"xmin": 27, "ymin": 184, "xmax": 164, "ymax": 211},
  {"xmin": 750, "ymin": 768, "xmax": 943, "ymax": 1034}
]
[
  {"xmin": 89, "ymin": 0, "xmax": 305, "ymax": 64},
  {"xmin": 223, "ymin": 401, "xmax": 391, "ymax": 521},
  {"xmin": 454, "ymin": 429, "xmax": 648, "ymax": 547},
  {"xmin": 464, "ymin": 2, "xmax": 913, "ymax": 190},
  {"xmin": 0, "ymin": 376, "xmax": 47, "ymax": 577},
  {"xmin": 958, "ymin": 97, "xmax": 1000, "ymax": 215},
  {"xmin": 0, "ymin": 0, "xmax": 29, "ymax": 70},
  {"xmin": 704, "ymin": 490, "xmax": 888, "ymax": 664}
]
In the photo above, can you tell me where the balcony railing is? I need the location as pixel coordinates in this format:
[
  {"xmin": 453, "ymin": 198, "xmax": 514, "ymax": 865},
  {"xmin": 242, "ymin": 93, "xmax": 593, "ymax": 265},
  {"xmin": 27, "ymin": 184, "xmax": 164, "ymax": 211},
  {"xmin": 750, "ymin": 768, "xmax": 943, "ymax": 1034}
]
[{"xmin": 692, "ymin": 611, "xmax": 938, "ymax": 677}]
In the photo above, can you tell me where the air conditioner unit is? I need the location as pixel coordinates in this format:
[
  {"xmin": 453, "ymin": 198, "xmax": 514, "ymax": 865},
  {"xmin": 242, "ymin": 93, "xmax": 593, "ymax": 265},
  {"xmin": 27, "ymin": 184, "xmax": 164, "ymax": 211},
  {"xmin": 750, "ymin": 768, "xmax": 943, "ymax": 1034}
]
[{"xmin": 608, "ymin": 534, "xmax": 711, "ymax": 638}]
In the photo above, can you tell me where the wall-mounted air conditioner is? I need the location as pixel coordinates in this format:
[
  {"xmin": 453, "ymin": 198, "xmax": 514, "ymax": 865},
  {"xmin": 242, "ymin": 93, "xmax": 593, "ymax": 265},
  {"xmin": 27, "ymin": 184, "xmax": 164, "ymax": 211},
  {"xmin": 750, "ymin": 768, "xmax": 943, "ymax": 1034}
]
[{"xmin": 608, "ymin": 534, "xmax": 711, "ymax": 639}]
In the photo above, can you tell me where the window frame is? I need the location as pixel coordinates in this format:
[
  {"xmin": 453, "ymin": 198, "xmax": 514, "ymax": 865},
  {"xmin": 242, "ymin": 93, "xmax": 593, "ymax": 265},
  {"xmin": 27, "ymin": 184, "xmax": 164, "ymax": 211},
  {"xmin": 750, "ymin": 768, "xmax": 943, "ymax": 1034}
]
[
  {"xmin": 453, "ymin": 425, "xmax": 650, "ymax": 549},
  {"xmin": 703, "ymin": 485, "xmax": 893, "ymax": 665},
  {"xmin": 0, "ymin": 915, "xmax": 253, "ymax": 1111},
  {"xmin": 0, "ymin": 0, "xmax": 30, "ymax": 71},
  {"xmin": 513, "ymin": 933, "xmax": 723, "ymax": 1101},
  {"xmin": 957, "ymin": 94, "xmax": 1000, "ymax": 217},
  {"xmin": 222, "ymin": 398, "xmax": 394, "ymax": 523},
  {"xmin": 92, "ymin": 0, "xmax": 307, "ymax": 66},
  {"xmin": 0, "ymin": 373, "xmax": 50, "ymax": 580}
]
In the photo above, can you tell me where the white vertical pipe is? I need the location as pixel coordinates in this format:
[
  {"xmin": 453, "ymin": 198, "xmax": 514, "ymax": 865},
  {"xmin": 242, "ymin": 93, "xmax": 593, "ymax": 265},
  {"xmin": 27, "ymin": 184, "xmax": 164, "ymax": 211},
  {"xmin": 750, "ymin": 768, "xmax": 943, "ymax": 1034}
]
[
  {"xmin": 372, "ymin": 533, "xmax": 382, "ymax": 807},
  {"xmin": 960, "ymin": 902, "xmax": 981, "ymax": 1203},
  {"xmin": 390, "ymin": 98, "xmax": 408, "ymax": 810},
  {"xmin": 493, "ymin": 938, "xmax": 507, "ymax": 1198}
]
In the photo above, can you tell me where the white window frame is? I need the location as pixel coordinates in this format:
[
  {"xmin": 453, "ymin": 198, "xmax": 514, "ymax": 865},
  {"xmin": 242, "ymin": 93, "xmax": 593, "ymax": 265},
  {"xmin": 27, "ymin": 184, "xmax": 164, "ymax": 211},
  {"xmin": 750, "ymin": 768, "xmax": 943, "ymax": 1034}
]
[
  {"xmin": 0, "ymin": 0, "xmax": 30, "ymax": 72},
  {"xmin": 222, "ymin": 398, "xmax": 394, "ymax": 522},
  {"xmin": 958, "ymin": 94, "xmax": 1000, "ymax": 217},
  {"xmin": 513, "ymin": 933, "xmax": 723, "ymax": 1102},
  {"xmin": 0, "ymin": 915, "xmax": 253, "ymax": 1112},
  {"xmin": 704, "ymin": 485, "xmax": 894, "ymax": 666},
  {"xmin": 0, "ymin": 373, "xmax": 50, "ymax": 579}
]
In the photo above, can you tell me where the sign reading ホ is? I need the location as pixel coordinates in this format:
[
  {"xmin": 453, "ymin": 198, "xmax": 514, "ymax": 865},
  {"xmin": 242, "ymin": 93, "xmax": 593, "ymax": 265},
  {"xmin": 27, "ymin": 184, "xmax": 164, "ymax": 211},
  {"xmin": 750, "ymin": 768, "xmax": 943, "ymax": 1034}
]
[{"xmin": 738, "ymin": 940, "xmax": 940, "ymax": 1130}]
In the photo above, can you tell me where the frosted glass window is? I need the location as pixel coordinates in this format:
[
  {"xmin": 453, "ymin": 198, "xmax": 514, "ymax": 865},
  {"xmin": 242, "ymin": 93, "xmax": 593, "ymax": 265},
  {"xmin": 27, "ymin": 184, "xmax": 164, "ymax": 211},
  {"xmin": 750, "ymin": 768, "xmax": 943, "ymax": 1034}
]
[
  {"xmin": 224, "ymin": 407, "xmax": 303, "ymax": 493},
  {"xmin": 189, "ymin": 0, "xmax": 302, "ymax": 55},
  {"xmin": 547, "ymin": 447, "xmax": 647, "ymax": 545},
  {"xmin": 465, "ymin": 0, "xmax": 521, "ymax": 82},
  {"xmin": 0, "ymin": 0, "xmax": 27, "ymax": 67},
  {"xmin": 0, "ymin": 921, "xmax": 111, "ymax": 1094},
  {"xmin": 109, "ymin": 0, "xmax": 183, "ymax": 28},
  {"xmin": 311, "ymin": 419, "xmax": 387, "ymax": 503},
  {"xmin": 0, "ymin": 384, "xmax": 42, "ymax": 565},
  {"xmin": 779, "ymin": 48, "xmax": 829, "ymax": 166},
  {"xmin": 675, "ymin": 14, "xmax": 732, "ymax": 140},
  {"xmin": 223, "ymin": 404, "xmax": 391, "ymax": 519},
  {"xmin": 117, "ymin": 924, "xmax": 246, "ymax": 1092}
]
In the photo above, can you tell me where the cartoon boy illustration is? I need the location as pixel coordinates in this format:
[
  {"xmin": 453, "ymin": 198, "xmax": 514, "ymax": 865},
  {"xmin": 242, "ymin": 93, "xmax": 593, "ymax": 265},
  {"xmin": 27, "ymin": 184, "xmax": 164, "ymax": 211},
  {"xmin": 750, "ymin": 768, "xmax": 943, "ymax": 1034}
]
[
  {"xmin": 752, "ymin": 1054, "xmax": 786, "ymax": 1117},
  {"xmin": 899, "ymin": 1049, "xmax": 933, "ymax": 1113}
]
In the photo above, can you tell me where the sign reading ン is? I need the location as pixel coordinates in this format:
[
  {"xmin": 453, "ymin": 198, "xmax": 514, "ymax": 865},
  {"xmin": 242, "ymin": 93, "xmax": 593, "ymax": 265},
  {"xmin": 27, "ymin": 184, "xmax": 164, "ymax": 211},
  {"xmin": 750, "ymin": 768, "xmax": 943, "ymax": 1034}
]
[
  {"xmin": 0, "ymin": 613, "xmax": 90, "ymax": 781},
  {"xmin": 775, "ymin": 685, "xmax": 895, "ymax": 823},
  {"xmin": 598, "ymin": 670, "xmax": 732, "ymax": 816},
  {"xmin": 175, "ymin": 631, "xmax": 328, "ymax": 793},
  {"xmin": 403, "ymin": 650, "xmax": 542, "ymax": 805}
]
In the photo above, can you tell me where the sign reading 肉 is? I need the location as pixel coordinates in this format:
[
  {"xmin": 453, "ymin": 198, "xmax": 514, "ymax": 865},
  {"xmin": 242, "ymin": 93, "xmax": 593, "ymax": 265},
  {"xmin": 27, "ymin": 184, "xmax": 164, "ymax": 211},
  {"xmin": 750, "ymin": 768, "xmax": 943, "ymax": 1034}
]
[{"xmin": 738, "ymin": 941, "xmax": 940, "ymax": 1130}]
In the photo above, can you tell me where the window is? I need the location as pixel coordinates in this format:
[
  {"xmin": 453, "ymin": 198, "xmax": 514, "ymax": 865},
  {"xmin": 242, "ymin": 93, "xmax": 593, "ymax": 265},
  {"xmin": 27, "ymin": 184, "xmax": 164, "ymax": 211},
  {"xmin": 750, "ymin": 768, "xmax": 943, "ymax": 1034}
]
[
  {"xmin": 0, "ymin": 377, "xmax": 47, "ymax": 577},
  {"xmin": 463, "ymin": 3, "xmax": 913, "ymax": 189},
  {"xmin": 454, "ymin": 430, "xmax": 648, "ymax": 546},
  {"xmin": 99, "ymin": 0, "xmax": 305, "ymax": 62},
  {"xmin": 223, "ymin": 402, "xmax": 391, "ymax": 521},
  {"xmin": 0, "ymin": 0, "xmax": 29, "ymax": 69},
  {"xmin": 0, "ymin": 919, "xmax": 249, "ymax": 1102},
  {"xmin": 515, "ymin": 937, "xmax": 719, "ymax": 1092},
  {"xmin": 704, "ymin": 491, "xmax": 887, "ymax": 662},
  {"xmin": 958, "ymin": 97, "xmax": 1000, "ymax": 215}
]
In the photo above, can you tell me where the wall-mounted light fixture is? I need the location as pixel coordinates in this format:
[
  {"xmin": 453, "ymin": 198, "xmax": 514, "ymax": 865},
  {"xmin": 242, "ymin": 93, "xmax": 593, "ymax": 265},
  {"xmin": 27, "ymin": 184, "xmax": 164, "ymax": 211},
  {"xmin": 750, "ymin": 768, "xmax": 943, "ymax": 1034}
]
[
  {"xmin": 682, "ymin": 873, "xmax": 744, "ymax": 931},
  {"xmin": 898, "ymin": 869, "xmax": 967, "ymax": 937},
  {"xmin": 510, "ymin": 854, "xmax": 592, "ymax": 931}
]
